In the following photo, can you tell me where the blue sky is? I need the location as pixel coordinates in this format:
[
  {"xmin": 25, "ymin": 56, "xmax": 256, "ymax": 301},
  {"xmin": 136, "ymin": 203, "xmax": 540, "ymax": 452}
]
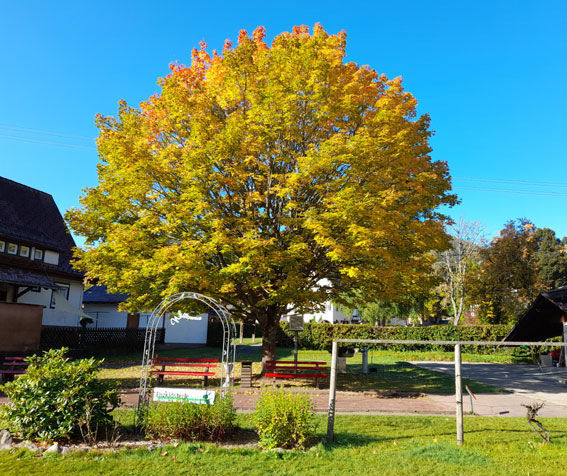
[{"xmin": 1, "ymin": 1, "xmax": 565, "ymax": 244}]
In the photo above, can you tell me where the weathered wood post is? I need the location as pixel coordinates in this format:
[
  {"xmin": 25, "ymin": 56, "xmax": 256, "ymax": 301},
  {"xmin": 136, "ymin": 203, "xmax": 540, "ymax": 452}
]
[
  {"xmin": 561, "ymin": 322, "xmax": 567, "ymax": 367},
  {"xmin": 455, "ymin": 343, "xmax": 464, "ymax": 445},
  {"xmin": 327, "ymin": 340, "xmax": 338, "ymax": 442},
  {"xmin": 362, "ymin": 347, "xmax": 368, "ymax": 374}
]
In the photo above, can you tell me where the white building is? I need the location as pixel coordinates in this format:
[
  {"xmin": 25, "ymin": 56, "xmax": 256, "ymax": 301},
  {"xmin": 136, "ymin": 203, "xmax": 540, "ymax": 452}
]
[
  {"xmin": 0, "ymin": 177, "xmax": 85, "ymax": 331},
  {"xmin": 299, "ymin": 301, "xmax": 351, "ymax": 324},
  {"xmin": 82, "ymin": 285, "xmax": 208, "ymax": 344}
]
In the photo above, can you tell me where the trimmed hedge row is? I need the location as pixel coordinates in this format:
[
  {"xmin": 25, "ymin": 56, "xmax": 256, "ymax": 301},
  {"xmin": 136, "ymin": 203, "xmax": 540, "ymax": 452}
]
[
  {"xmin": 208, "ymin": 319, "xmax": 514, "ymax": 355},
  {"xmin": 277, "ymin": 322, "xmax": 514, "ymax": 354}
]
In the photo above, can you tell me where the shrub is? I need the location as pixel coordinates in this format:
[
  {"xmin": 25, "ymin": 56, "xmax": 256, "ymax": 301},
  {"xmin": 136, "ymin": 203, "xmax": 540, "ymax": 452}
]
[
  {"xmin": 253, "ymin": 390, "xmax": 314, "ymax": 449},
  {"xmin": 0, "ymin": 347, "xmax": 120, "ymax": 442},
  {"xmin": 144, "ymin": 395, "xmax": 236, "ymax": 442},
  {"xmin": 277, "ymin": 322, "xmax": 513, "ymax": 354}
]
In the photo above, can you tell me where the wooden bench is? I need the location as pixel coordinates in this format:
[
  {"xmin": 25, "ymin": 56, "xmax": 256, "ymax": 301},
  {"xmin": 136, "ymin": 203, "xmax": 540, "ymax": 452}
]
[
  {"xmin": 0, "ymin": 356, "xmax": 29, "ymax": 382},
  {"xmin": 265, "ymin": 360, "xmax": 328, "ymax": 388},
  {"xmin": 150, "ymin": 356, "xmax": 218, "ymax": 387}
]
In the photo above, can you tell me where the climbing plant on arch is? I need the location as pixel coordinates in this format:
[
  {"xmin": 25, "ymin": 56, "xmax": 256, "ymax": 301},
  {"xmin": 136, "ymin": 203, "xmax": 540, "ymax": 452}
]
[{"xmin": 137, "ymin": 292, "xmax": 236, "ymax": 413}]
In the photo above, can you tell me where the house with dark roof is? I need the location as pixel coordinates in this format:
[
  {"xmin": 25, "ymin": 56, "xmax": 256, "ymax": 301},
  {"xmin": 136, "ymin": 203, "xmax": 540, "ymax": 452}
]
[
  {"xmin": 82, "ymin": 284, "xmax": 136, "ymax": 329},
  {"xmin": 0, "ymin": 176, "xmax": 84, "ymax": 350},
  {"xmin": 504, "ymin": 287, "xmax": 567, "ymax": 342},
  {"xmin": 83, "ymin": 285, "xmax": 208, "ymax": 344}
]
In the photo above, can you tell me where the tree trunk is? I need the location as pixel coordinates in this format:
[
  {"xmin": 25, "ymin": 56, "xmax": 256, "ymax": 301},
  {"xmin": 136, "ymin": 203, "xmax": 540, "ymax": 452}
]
[{"xmin": 260, "ymin": 310, "xmax": 279, "ymax": 373}]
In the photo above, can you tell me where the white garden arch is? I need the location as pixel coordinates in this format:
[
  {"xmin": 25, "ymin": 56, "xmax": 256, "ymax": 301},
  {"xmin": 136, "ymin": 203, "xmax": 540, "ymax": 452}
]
[{"xmin": 136, "ymin": 292, "xmax": 236, "ymax": 413}]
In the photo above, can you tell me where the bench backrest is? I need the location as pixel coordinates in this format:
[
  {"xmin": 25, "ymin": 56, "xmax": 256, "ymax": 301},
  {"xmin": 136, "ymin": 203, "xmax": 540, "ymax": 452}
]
[
  {"xmin": 153, "ymin": 356, "xmax": 218, "ymax": 363},
  {"xmin": 265, "ymin": 360, "xmax": 326, "ymax": 366},
  {"xmin": 2, "ymin": 357, "xmax": 29, "ymax": 366}
]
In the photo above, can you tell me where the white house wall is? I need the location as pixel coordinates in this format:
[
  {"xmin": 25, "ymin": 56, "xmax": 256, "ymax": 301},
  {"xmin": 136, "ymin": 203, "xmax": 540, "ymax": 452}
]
[
  {"xmin": 17, "ymin": 280, "xmax": 83, "ymax": 327},
  {"xmin": 164, "ymin": 313, "xmax": 208, "ymax": 344},
  {"xmin": 289, "ymin": 302, "xmax": 349, "ymax": 324},
  {"xmin": 82, "ymin": 303, "xmax": 128, "ymax": 328},
  {"xmin": 80, "ymin": 305, "xmax": 208, "ymax": 344}
]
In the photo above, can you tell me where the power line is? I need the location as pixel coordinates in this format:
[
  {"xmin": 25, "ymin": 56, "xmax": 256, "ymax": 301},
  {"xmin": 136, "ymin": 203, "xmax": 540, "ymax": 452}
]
[
  {"xmin": 0, "ymin": 134, "xmax": 96, "ymax": 151},
  {"xmin": 0, "ymin": 123, "xmax": 94, "ymax": 141},
  {"xmin": 458, "ymin": 186, "xmax": 567, "ymax": 197},
  {"xmin": 454, "ymin": 176, "xmax": 567, "ymax": 189}
]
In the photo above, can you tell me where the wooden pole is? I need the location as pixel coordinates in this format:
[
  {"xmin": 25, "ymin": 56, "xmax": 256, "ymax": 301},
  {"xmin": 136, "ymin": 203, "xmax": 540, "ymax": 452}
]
[
  {"xmin": 362, "ymin": 347, "xmax": 368, "ymax": 374},
  {"xmin": 561, "ymin": 322, "xmax": 567, "ymax": 367},
  {"xmin": 455, "ymin": 343, "xmax": 463, "ymax": 445},
  {"xmin": 327, "ymin": 340, "xmax": 338, "ymax": 442}
]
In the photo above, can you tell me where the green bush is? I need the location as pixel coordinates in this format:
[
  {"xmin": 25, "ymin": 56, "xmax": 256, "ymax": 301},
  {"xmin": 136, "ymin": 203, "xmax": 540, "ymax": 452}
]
[
  {"xmin": 277, "ymin": 322, "xmax": 513, "ymax": 354},
  {"xmin": 144, "ymin": 395, "xmax": 236, "ymax": 442},
  {"xmin": 0, "ymin": 347, "xmax": 120, "ymax": 442},
  {"xmin": 253, "ymin": 390, "xmax": 315, "ymax": 449}
]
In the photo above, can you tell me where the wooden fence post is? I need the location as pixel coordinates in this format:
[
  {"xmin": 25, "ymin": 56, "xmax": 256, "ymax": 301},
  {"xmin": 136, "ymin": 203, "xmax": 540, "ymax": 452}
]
[
  {"xmin": 455, "ymin": 343, "xmax": 464, "ymax": 445},
  {"xmin": 327, "ymin": 340, "xmax": 338, "ymax": 442}
]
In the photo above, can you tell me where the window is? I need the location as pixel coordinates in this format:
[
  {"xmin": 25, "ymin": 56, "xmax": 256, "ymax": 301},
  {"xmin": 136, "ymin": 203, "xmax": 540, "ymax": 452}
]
[
  {"xmin": 34, "ymin": 249, "xmax": 43, "ymax": 260},
  {"xmin": 50, "ymin": 283, "xmax": 70, "ymax": 308},
  {"xmin": 7, "ymin": 243, "xmax": 17, "ymax": 255},
  {"xmin": 0, "ymin": 241, "xmax": 4, "ymax": 252},
  {"xmin": 44, "ymin": 250, "xmax": 59, "ymax": 265},
  {"xmin": 19, "ymin": 246, "xmax": 30, "ymax": 258}
]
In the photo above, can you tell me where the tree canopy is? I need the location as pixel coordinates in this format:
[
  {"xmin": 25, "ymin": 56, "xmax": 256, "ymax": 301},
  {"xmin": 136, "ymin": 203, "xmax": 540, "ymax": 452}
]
[
  {"xmin": 469, "ymin": 219, "xmax": 567, "ymax": 324},
  {"xmin": 66, "ymin": 25, "xmax": 456, "ymax": 361}
]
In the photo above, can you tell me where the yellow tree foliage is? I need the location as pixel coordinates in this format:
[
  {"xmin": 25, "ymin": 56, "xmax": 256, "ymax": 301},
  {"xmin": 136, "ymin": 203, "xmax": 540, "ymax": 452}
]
[{"xmin": 66, "ymin": 25, "xmax": 457, "ymax": 361}]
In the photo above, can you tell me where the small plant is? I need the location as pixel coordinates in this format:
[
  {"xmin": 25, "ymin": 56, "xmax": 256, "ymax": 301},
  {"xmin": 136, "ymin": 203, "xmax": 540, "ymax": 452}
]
[
  {"xmin": 144, "ymin": 395, "xmax": 235, "ymax": 442},
  {"xmin": 78, "ymin": 398, "xmax": 122, "ymax": 446},
  {"xmin": 0, "ymin": 348, "xmax": 120, "ymax": 442},
  {"xmin": 253, "ymin": 390, "xmax": 315, "ymax": 449},
  {"xmin": 522, "ymin": 402, "xmax": 550, "ymax": 443}
]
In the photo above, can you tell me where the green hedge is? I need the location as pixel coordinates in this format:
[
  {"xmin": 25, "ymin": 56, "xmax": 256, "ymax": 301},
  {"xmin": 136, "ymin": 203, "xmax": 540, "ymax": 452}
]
[{"xmin": 277, "ymin": 322, "xmax": 514, "ymax": 354}]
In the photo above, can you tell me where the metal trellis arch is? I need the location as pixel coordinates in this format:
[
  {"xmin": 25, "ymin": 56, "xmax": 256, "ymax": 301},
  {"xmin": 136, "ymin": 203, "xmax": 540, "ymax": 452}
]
[{"xmin": 136, "ymin": 292, "xmax": 236, "ymax": 413}]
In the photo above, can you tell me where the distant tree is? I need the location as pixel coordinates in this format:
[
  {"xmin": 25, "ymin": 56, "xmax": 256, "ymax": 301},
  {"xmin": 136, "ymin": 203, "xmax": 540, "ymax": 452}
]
[
  {"xmin": 360, "ymin": 300, "xmax": 401, "ymax": 326},
  {"xmin": 66, "ymin": 25, "xmax": 456, "ymax": 365},
  {"xmin": 535, "ymin": 228, "xmax": 567, "ymax": 289},
  {"xmin": 435, "ymin": 218, "xmax": 485, "ymax": 325},
  {"xmin": 355, "ymin": 287, "xmax": 443, "ymax": 326},
  {"xmin": 471, "ymin": 219, "xmax": 540, "ymax": 324}
]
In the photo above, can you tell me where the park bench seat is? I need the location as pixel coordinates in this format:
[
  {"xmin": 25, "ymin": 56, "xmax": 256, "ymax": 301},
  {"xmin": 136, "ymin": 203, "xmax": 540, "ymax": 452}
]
[
  {"xmin": 0, "ymin": 356, "xmax": 29, "ymax": 382},
  {"xmin": 265, "ymin": 360, "xmax": 327, "ymax": 388},
  {"xmin": 150, "ymin": 356, "xmax": 218, "ymax": 386}
]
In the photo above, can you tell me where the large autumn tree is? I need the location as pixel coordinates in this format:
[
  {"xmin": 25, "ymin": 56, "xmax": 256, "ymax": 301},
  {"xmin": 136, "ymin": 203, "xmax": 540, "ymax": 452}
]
[{"xmin": 66, "ymin": 25, "xmax": 456, "ymax": 364}]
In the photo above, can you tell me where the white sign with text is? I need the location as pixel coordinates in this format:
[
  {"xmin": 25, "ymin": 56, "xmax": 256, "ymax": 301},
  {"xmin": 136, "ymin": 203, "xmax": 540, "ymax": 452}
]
[{"xmin": 153, "ymin": 387, "xmax": 216, "ymax": 405}]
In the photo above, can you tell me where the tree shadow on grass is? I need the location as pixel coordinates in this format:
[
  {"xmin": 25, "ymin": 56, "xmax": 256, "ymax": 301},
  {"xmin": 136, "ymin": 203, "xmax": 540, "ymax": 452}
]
[
  {"xmin": 324, "ymin": 430, "xmax": 389, "ymax": 448},
  {"xmin": 325, "ymin": 428, "xmax": 463, "ymax": 448},
  {"xmin": 335, "ymin": 362, "xmax": 506, "ymax": 394},
  {"xmin": 462, "ymin": 426, "xmax": 567, "ymax": 443}
]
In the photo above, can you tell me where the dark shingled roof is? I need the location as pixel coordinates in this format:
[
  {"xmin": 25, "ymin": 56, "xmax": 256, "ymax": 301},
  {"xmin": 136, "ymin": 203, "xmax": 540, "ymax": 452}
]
[
  {"xmin": 504, "ymin": 287, "xmax": 567, "ymax": 342},
  {"xmin": 0, "ymin": 176, "xmax": 83, "ymax": 281},
  {"xmin": 83, "ymin": 285, "xmax": 128, "ymax": 304},
  {"xmin": 0, "ymin": 264, "xmax": 59, "ymax": 289}
]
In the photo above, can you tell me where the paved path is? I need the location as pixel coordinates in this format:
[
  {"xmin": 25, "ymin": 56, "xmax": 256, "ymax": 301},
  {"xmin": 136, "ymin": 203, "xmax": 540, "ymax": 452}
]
[
  {"xmin": 3, "ymin": 362, "xmax": 567, "ymax": 418},
  {"xmin": 413, "ymin": 362, "xmax": 567, "ymax": 417},
  {"xmin": 115, "ymin": 388, "xmax": 452, "ymax": 415}
]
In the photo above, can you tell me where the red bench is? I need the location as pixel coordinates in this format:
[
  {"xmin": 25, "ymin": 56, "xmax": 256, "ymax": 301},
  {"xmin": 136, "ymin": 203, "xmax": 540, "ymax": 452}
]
[
  {"xmin": 150, "ymin": 356, "xmax": 218, "ymax": 386},
  {"xmin": 265, "ymin": 360, "xmax": 328, "ymax": 388},
  {"xmin": 0, "ymin": 356, "xmax": 29, "ymax": 382}
]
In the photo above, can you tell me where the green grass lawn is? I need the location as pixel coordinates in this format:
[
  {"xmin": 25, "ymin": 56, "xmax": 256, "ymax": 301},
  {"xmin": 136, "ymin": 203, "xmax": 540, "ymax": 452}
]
[
  {"xmin": 0, "ymin": 413, "xmax": 565, "ymax": 475},
  {"xmin": 97, "ymin": 346, "xmax": 506, "ymax": 394}
]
